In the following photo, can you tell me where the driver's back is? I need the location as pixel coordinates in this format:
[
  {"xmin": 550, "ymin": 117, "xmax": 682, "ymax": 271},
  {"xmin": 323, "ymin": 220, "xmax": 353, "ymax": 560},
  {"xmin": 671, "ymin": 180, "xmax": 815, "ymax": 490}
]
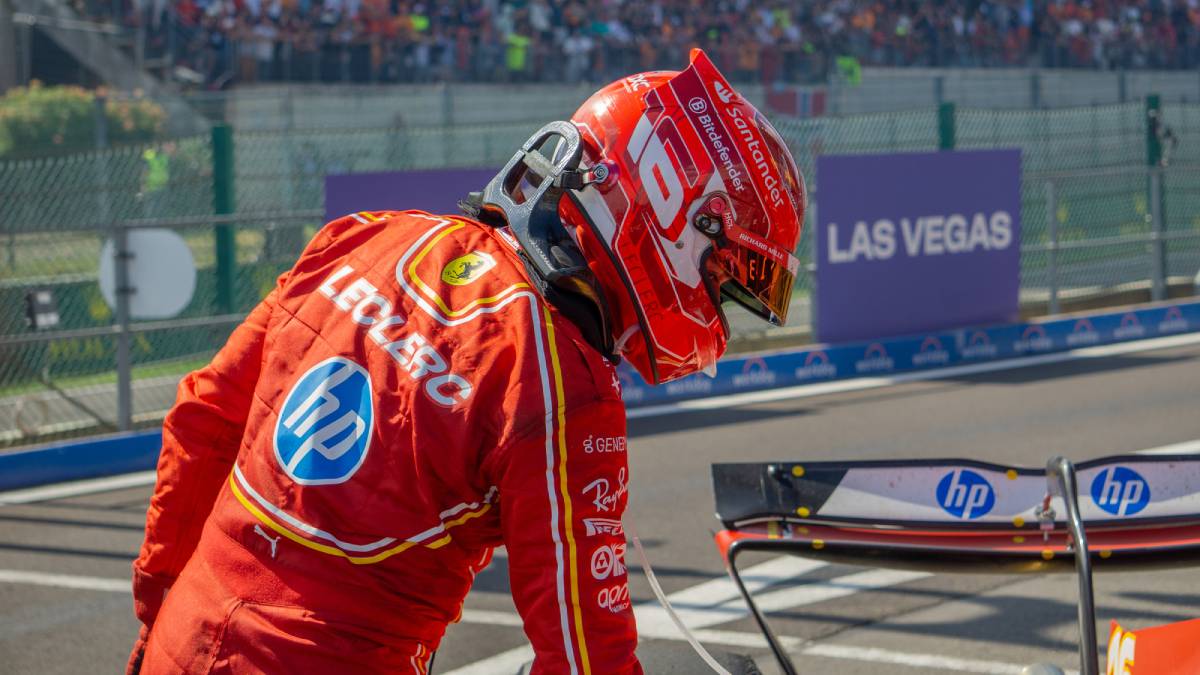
[{"xmin": 136, "ymin": 210, "xmax": 640, "ymax": 674}]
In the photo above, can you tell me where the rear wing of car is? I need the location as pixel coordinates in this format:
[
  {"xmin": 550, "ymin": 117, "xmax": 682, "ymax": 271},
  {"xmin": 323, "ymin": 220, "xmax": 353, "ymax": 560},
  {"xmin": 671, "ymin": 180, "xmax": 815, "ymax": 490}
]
[{"xmin": 711, "ymin": 454, "xmax": 1200, "ymax": 675}]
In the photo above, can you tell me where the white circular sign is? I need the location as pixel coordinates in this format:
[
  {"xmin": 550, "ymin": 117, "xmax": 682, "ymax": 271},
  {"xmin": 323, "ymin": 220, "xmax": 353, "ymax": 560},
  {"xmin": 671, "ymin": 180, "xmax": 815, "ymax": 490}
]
[{"xmin": 99, "ymin": 228, "xmax": 197, "ymax": 319}]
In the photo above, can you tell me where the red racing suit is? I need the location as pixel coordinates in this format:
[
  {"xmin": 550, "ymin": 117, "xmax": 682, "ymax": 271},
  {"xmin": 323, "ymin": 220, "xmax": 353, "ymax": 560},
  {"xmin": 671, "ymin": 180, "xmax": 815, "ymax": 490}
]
[{"xmin": 131, "ymin": 210, "xmax": 641, "ymax": 674}]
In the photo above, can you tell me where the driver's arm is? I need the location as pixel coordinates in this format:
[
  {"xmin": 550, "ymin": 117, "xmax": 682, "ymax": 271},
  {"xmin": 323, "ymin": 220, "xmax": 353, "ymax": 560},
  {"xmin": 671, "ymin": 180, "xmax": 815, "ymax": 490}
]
[
  {"xmin": 131, "ymin": 282, "xmax": 279, "ymax": 629},
  {"xmin": 488, "ymin": 397, "xmax": 642, "ymax": 674}
]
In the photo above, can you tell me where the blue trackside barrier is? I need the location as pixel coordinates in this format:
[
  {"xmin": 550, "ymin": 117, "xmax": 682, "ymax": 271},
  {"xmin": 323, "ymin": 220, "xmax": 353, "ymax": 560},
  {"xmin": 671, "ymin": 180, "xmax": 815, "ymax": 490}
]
[
  {"xmin": 617, "ymin": 300, "xmax": 1200, "ymax": 407},
  {"xmin": 1, "ymin": 300, "xmax": 1198, "ymax": 491},
  {"xmin": 0, "ymin": 430, "xmax": 162, "ymax": 491}
]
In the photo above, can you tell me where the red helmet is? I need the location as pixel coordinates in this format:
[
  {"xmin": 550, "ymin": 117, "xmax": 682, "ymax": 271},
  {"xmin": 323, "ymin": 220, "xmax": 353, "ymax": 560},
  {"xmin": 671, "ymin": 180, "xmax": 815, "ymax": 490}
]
[
  {"xmin": 473, "ymin": 49, "xmax": 805, "ymax": 385},
  {"xmin": 560, "ymin": 49, "xmax": 807, "ymax": 384}
]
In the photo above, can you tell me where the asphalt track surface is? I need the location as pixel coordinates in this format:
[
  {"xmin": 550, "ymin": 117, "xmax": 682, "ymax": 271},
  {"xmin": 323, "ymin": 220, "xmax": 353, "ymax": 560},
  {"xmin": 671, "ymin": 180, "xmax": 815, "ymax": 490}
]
[{"xmin": 2, "ymin": 339, "xmax": 1200, "ymax": 674}]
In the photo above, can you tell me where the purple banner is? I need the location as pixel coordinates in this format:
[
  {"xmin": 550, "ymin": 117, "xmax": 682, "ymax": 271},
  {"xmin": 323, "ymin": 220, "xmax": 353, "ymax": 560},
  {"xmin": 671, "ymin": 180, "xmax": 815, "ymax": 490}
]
[
  {"xmin": 324, "ymin": 169, "xmax": 497, "ymax": 223},
  {"xmin": 815, "ymin": 149, "xmax": 1022, "ymax": 344}
]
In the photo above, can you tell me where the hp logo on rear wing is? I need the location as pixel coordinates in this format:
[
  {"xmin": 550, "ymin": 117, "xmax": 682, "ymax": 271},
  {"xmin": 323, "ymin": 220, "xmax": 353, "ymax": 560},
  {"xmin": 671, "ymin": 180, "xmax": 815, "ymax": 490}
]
[
  {"xmin": 936, "ymin": 469, "xmax": 996, "ymax": 520},
  {"xmin": 1090, "ymin": 467, "xmax": 1150, "ymax": 516}
]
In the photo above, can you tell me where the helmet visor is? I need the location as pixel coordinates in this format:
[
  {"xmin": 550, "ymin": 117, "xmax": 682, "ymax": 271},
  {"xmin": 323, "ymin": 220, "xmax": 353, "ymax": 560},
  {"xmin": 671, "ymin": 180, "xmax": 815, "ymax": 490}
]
[{"xmin": 715, "ymin": 233, "xmax": 797, "ymax": 326}]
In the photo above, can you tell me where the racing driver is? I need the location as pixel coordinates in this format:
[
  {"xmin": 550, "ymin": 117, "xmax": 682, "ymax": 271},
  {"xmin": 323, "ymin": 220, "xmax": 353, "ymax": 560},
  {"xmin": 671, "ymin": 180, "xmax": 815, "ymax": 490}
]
[{"xmin": 128, "ymin": 48, "xmax": 805, "ymax": 674}]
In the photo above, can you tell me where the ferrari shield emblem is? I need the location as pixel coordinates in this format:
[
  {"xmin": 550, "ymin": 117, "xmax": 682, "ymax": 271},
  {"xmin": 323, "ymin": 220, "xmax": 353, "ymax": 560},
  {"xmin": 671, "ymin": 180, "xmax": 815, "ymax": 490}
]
[{"xmin": 440, "ymin": 251, "xmax": 497, "ymax": 286}]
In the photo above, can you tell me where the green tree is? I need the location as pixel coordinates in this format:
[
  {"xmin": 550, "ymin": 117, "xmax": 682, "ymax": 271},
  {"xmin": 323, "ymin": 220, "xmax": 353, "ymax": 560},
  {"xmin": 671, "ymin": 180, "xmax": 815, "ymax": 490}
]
[{"xmin": 0, "ymin": 82, "xmax": 165, "ymax": 159}]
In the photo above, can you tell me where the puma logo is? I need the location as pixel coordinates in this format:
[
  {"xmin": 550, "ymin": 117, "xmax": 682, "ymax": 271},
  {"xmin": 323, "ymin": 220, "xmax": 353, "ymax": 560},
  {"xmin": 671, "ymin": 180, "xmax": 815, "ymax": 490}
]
[{"xmin": 254, "ymin": 524, "xmax": 281, "ymax": 558}]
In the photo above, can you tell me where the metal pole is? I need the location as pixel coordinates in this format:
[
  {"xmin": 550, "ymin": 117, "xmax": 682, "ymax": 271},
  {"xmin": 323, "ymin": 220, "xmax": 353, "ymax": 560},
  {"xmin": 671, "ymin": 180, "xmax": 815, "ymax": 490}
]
[
  {"xmin": 1150, "ymin": 167, "xmax": 1165, "ymax": 301},
  {"xmin": 442, "ymin": 82, "xmax": 453, "ymax": 167},
  {"xmin": 212, "ymin": 124, "xmax": 237, "ymax": 313},
  {"xmin": 1047, "ymin": 456, "xmax": 1099, "ymax": 675},
  {"xmin": 0, "ymin": 0, "xmax": 17, "ymax": 93},
  {"xmin": 727, "ymin": 541, "xmax": 798, "ymax": 675},
  {"xmin": 1046, "ymin": 179, "xmax": 1059, "ymax": 314},
  {"xmin": 135, "ymin": 18, "xmax": 146, "ymax": 72},
  {"xmin": 1142, "ymin": 96, "xmax": 1161, "ymax": 300},
  {"xmin": 114, "ymin": 221, "xmax": 134, "ymax": 431},
  {"xmin": 938, "ymin": 102, "xmax": 956, "ymax": 150},
  {"xmin": 165, "ymin": 4, "xmax": 176, "ymax": 72},
  {"xmin": 94, "ymin": 93, "xmax": 112, "ymax": 225},
  {"xmin": 19, "ymin": 20, "xmax": 31, "ymax": 85},
  {"xmin": 809, "ymin": 198, "xmax": 819, "ymax": 341}
]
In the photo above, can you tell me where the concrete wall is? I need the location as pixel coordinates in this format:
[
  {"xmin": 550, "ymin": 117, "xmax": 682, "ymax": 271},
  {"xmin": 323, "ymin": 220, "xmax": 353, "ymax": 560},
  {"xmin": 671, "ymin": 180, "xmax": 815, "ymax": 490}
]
[{"xmin": 189, "ymin": 68, "xmax": 1200, "ymax": 133}]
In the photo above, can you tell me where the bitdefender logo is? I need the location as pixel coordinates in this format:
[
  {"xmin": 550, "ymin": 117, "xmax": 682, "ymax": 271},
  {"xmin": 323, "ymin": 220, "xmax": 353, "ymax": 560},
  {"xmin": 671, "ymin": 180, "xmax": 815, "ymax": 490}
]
[
  {"xmin": 936, "ymin": 469, "xmax": 995, "ymax": 520},
  {"xmin": 687, "ymin": 96, "xmax": 708, "ymax": 115},
  {"xmin": 1091, "ymin": 467, "xmax": 1150, "ymax": 516}
]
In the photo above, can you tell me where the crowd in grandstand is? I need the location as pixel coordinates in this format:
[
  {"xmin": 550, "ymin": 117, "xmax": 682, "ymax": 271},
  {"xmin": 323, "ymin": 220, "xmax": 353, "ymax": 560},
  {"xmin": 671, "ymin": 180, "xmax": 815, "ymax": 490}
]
[{"xmin": 81, "ymin": 0, "xmax": 1200, "ymax": 87}]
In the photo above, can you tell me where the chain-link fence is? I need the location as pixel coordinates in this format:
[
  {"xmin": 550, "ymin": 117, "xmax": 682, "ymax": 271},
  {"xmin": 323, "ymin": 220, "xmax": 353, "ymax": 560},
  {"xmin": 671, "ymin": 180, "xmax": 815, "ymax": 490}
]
[{"xmin": 3, "ymin": 98, "xmax": 1200, "ymax": 448}]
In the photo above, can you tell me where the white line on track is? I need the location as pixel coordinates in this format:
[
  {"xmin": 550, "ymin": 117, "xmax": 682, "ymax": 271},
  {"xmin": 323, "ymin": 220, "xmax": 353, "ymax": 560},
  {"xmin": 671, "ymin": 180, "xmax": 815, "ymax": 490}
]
[
  {"xmin": 0, "ymin": 569, "xmax": 130, "ymax": 593},
  {"xmin": 636, "ymin": 566, "xmax": 929, "ymax": 639},
  {"xmin": 443, "ymin": 556, "xmax": 929, "ymax": 674},
  {"xmin": 459, "ymin": 609, "xmax": 524, "ymax": 627},
  {"xmin": 440, "ymin": 644, "xmax": 533, "ymax": 675},
  {"xmin": 628, "ymin": 331, "xmax": 1200, "ymax": 419},
  {"xmin": 0, "ymin": 470, "xmax": 157, "ymax": 506},
  {"xmin": 801, "ymin": 644, "xmax": 1078, "ymax": 675},
  {"xmin": 436, "ymin": 625, "xmax": 1058, "ymax": 675},
  {"xmin": 634, "ymin": 555, "xmax": 828, "ymax": 637},
  {"xmin": 0, "ymin": 564, "xmax": 1079, "ymax": 675},
  {"xmin": 1134, "ymin": 439, "xmax": 1200, "ymax": 455}
]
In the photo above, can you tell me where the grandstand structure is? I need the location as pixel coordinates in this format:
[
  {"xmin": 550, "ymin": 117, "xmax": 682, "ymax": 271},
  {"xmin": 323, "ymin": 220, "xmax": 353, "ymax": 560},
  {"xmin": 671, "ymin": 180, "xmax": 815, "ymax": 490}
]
[{"xmin": 6, "ymin": 0, "xmax": 1200, "ymax": 93}]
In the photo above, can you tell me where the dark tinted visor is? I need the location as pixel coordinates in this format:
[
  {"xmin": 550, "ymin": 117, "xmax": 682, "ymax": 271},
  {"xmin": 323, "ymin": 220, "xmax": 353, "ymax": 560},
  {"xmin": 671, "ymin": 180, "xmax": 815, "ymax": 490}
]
[{"xmin": 719, "ymin": 251, "xmax": 795, "ymax": 326}]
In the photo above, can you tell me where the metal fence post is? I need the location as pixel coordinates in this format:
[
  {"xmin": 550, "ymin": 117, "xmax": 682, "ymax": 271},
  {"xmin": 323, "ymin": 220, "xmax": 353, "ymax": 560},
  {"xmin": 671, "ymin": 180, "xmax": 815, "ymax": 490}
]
[
  {"xmin": 1045, "ymin": 178, "xmax": 1060, "ymax": 314},
  {"xmin": 809, "ymin": 199, "xmax": 819, "ymax": 341},
  {"xmin": 18, "ymin": 15, "xmax": 30, "ymax": 85},
  {"xmin": 1145, "ymin": 94, "xmax": 1167, "ymax": 301},
  {"xmin": 938, "ymin": 102, "xmax": 956, "ymax": 150},
  {"xmin": 0, "ymin": 0, "xmax": 16, "ymax": 93},
  {"xmin": 114, "ymin": 221, "xmax": 133, "ymax": 431},
  {"xmin": 135, "ymin": 20, "xmax": 146, "ymax": 72},
  {"xmin": 1149, "ymin": 167, "xmax": 1165, "ymax": 301},
  {"xmin": 442, "ymin": 83, "xmax": 454, "ymax": 166},
  {"xmin": 94, "ymin": 92, "xmax": 112, "ymax": 225},
  {"xmin": 213, "ymin": 124, "xmax": 237, "ymax": 313}
]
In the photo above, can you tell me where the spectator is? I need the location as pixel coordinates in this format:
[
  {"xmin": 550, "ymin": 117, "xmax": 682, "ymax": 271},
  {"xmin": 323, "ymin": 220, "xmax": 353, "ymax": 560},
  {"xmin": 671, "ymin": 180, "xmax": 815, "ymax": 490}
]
[
  {"xmin": 563, "ymin": 28, "xmax": 594, "ymax": 83},
  {"xmin": 80, "ymin": 0, "xmax": 1200, "ymax": 89},
  {"xmin": 505, "ymin": 20, "xmax": 532, "ymax": 82}
]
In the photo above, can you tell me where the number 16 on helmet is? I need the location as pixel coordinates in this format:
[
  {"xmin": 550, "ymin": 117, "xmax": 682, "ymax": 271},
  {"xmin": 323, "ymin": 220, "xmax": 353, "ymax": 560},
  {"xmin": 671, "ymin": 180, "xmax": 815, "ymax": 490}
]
[{"xmin": 559, "ymin": 49, "xmax": 807, "ymax": 384}]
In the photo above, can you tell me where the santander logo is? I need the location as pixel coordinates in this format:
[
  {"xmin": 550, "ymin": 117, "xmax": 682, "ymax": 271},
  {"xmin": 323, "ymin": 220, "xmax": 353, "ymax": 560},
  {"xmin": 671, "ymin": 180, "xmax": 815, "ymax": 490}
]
[{"xmin": 713, "ymin": 80, "xmax": 734, "ymax": 104}]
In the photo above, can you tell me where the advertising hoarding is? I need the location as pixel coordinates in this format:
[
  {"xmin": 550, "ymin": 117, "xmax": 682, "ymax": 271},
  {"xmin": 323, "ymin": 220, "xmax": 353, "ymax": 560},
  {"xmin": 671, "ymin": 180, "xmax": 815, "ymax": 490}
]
[
  {"xmin": 325, "ymin": 168, "xmax": 497, "ymax": 223},
  {"xmin": 815, "ymin": 149, "xmax": 1022, "ymax": 344}
]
